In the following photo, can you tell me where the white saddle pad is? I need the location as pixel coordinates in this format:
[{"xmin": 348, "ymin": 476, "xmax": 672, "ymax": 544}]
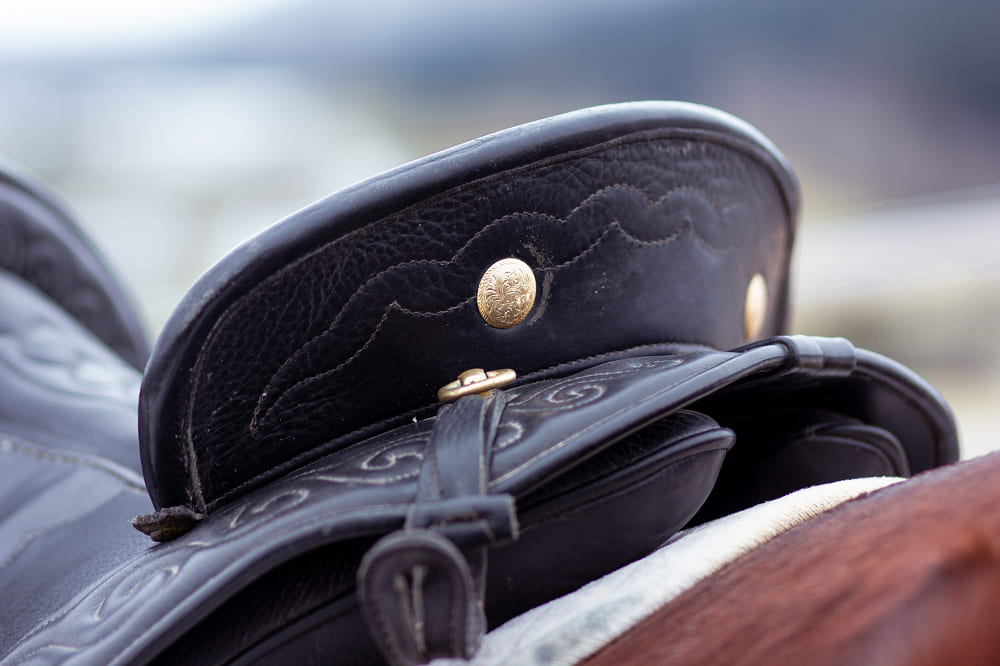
[{"xmin": 433, "ymin": 476, "xmax": 902, "ymax": 666}]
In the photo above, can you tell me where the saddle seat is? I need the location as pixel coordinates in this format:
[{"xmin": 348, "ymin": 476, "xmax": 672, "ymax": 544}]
[{"xmin": 0, "ymin": 103, "xmax": 958, "ymax": 666}]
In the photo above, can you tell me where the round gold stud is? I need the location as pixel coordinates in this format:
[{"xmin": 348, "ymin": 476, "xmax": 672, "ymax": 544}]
[
  {"xmin": 744, "ymin": 273, "xmax": 768, "ymax": 340},
  {"xmin": 477, "ymin": 258, "xmax": 536, "ymax": 329}
]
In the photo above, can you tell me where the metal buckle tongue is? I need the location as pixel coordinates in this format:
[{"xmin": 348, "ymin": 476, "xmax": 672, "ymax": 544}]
[{"xmin": 436, "ymin": 368, "xmax": 516, "ymax": 403}]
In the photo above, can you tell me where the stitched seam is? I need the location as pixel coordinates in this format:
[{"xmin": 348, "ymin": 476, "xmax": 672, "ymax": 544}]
[
  {"xmin": 853, "ymin": 363, "xmax": 953, "ymax": 468},
  {"xmin": 489, "ymin": 355, "xmax": 736, "ymax": 486},
  {"xmin": 0, "ymin": 437, "xmax": 145, "ymax": 491},
  {"xmin": 184, "ymin": 131, "xmax": 773, "ymax": 503},
  {"xmin": 517, "ymin": 448, "xmax": 723, "ymax": 531},
  {"xmin": 247, "ymin": 208, "xmax": 560, "ymax": 423},
  {"xmin": 5, "ymin": 500, "xmax": 396, "ymax": 662},
  {"xmin": 251, "ymin": 221, "xmax": 612, "ymax": 431},
  {"xmin": 208, "ymin": 342, "xmax": 707, "ymax": 510},
  {"xmin": 210, "ymin": 411, "xmax": 431, "ymax": 508},
  {"xmin": 364, "ymin": 560, "xmax": 408, "ymax": 665},
  {"xmin": 0, "ymin": 491, "xmax": 124, "ymax": 571},
  {"xmin": 1, "ymin": 522, "xmax": 69, "ymax": 569},
  {"xmin": 249, "ymin": 292, "xmax": 477, "ymax": 431},
  {"xmin": 249, "ymin": 180, "xmax": 723, "ymax": 429},
  {"xmin": 252, "ymin": 213, "xmax": 718, "ymax": 432}
]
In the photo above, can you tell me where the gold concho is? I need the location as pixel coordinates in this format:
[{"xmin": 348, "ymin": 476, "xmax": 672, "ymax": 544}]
[
  {"xmin": 744, "ymin": 273, "xmax": 768, "ymax": 340},
  {"xmin": 477, "ymin": 258, "xmax": 536, "ymax": 329}
]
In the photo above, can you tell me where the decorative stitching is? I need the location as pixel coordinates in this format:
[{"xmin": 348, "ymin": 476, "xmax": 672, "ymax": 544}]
[
  {"xmin": 251, "ymin": 203, "xmax": 726, "ymax": 433},
  {"xmin": 181, "ymin": 132, "xmax": 770, "ymax": 505},
  {"xmin": 209, "ymin": 342, "xmax": 707, "ymax": 511},
  {"xmin": 0, "ymin": 438, "xmax": 145, "ymax": 572},
  {"xmin": 0, "ymin": 437, "xmax": 145, "ymax": 491},
  {"xmin": 2, "ymin": 519, "xmax": 81, "ymax": 571},
  {"xmin": 489, "ymin": 354, "xmax": 737, "ymax": 487},
  {"xmin": 248, "ymin": 180, "xmax": 715, "ymax": 428}
]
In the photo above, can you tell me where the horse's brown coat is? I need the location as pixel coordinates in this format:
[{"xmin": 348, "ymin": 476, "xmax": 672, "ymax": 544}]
[{"xmin": 585, "ymin": 451, "xmax": 1000, "ymax": 666}]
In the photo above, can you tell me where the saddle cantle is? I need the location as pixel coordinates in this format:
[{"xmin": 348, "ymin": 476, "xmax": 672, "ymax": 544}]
[
  {"xmin": 0, "ymin": 102, "xmax": 959, "ymax": 665},
  {"xmin": 139, "ymin": 101, "xmax": 800, "ymax": 517}
]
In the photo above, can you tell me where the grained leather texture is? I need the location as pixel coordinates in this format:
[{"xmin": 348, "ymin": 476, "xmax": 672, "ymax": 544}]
[
  {"xmin": 0, "ymin": 159, "xmax": 150, "ymax": 369},
  {"xmin": 139, "ymin": 101, "xmax": 800, "ymax": 514},
  {"xmin": 1, "ymin": 334, "xmax": 959, "ymax": 665}
]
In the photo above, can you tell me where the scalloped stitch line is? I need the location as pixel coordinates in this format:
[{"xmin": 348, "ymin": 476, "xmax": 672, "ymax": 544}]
[
  {"xmin": 199, "ymin": 171, "xmax": 722, "ymax": 437},
  {"xmin": 251, "ymin": 295, "xmax": 475, "ymax": 431},
  {"xmin": 252, "ymin": 183, "xmax": 730, "ymax": 427},
  {"xmin": 186, "ymin": 135, "xmax": 761, "ymax": 494},
  {"xmin": 253, "ymin": 229, "xmax": 611, "ymax": 429},
  {"xmin": 205, "ymin": 177, "xmax": 702, "ymax": 411},
  {"xmin": 249, "ymin": 303, "xmax": 399, "ymax": 433},
  {"xmin": 532, "ymin": 218, "xmax": 703, "ymax": 280},
  {"xmin": 249, "ymin": 208, "xmax": 567, "ymax": 417},
  {"xmin": 253, "ymin": 214, "xmax": 727, "ymax": 433},
  {"xmin": 253, "ymin": 255, "xmax": 471, "ymax": 408},
  {"xmin": 606, "ymin": 216, "xmax": 732, "ymax": 257},
  {"xmin": 249, "ymin": 294, "xmax": 473, "ymax": 433},
  {"xmin": 312, "ymin": 181, "xmax": 724, "ymax": 351},
  {"xmin": 189, "ymin": 125, "xmax": 764, "ymax": 466},
  {"xmin": 238, "ymin": 265, "xmax": 326, "ymax": 359}
]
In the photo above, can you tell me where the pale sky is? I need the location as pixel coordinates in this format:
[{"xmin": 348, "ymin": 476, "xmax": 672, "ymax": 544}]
[
  {"xmin": 0, "ymin": 0, "xmax": 661, "ymax": 55},
  {"xmin": 0, "ymin": 0, "xmax": 283, "ymax": 54}
]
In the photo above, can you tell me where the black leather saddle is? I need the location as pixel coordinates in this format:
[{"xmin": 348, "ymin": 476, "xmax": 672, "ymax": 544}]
[{"xmin": 0, "ymin": 102, "xmax": 958, "ymax": 665}]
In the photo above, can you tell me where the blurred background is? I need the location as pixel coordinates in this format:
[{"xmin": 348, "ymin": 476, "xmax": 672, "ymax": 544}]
[{"xmin": 2, "ymin": 0, "xmax": 998, "ymax": 455}]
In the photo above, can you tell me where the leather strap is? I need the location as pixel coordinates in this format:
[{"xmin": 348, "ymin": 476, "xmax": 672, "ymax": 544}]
[{"xmin": 358, "ymin": 390, "xmax": 519, "ymax": 665}]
